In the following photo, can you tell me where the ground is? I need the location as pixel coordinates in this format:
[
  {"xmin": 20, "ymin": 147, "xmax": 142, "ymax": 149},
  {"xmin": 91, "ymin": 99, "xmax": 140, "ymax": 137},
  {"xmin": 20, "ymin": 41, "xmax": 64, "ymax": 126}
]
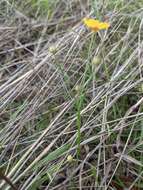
[{"xmin": 0, "ymin": 0, "xmax": 143, "ymax": 189}]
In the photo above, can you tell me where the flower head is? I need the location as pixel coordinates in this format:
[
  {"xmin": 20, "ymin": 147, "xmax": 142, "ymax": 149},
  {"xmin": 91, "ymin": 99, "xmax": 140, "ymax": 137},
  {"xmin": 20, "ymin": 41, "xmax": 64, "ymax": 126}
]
[
  {"xmin": 83, "ymin": 18, "xmax": 110, "ymax": 32},
  {"xmin": 49, "ymin": 45, "xmax": 58, "ymax": 54},
  {"xmin": 67, "ymin": 155, "xmax": 73, "ymax": 162}
]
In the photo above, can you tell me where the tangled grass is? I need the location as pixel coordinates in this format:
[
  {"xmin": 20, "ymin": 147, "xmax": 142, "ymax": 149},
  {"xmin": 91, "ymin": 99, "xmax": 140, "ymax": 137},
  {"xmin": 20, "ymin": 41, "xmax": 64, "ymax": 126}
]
[{"xmin": 0, "ymin": 0, "xmax": 143, "ymax": 189}]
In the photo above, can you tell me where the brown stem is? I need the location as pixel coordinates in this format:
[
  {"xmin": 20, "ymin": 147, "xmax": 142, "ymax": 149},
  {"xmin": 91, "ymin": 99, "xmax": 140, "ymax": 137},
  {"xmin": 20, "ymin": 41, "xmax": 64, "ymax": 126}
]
[{"xmin": 0, "ymin": 170, "xmax": 18, "ymax": 190}]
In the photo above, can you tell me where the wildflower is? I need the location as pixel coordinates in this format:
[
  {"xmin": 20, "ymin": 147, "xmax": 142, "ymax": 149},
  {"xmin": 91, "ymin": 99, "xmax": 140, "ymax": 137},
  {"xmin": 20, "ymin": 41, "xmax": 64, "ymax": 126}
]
[
  {"xmin": 83, "ymin": 18, "xmax": 110, "ymax": 32},
  {"xmin": 67, "ymin": 155, "xmax": 73, "ymax": 162},
  {"xmin": 75, "ymin": 85, "xmax": 81, "ymax": 92},
  {"xmin": 92, "ymin": 56, "xmax": 101, "ymax": 65},
  {"xmin": 49, "ymin": 45, "xmax": 58, "ymax": 54}
]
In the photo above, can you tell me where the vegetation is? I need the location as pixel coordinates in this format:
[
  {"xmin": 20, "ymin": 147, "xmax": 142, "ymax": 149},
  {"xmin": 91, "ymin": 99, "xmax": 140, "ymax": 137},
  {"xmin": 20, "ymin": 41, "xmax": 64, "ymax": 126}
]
[{"xmin": 0, "ymin": 0, "xmax": 143, "ymax": 189}]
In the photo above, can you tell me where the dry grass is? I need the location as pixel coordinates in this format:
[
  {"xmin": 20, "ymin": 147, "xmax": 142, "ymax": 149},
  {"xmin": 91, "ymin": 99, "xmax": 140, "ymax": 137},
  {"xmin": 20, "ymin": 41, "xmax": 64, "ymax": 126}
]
[{"xmin": 0, "ymin": 0, "xmax": 143, "ymax": 189}]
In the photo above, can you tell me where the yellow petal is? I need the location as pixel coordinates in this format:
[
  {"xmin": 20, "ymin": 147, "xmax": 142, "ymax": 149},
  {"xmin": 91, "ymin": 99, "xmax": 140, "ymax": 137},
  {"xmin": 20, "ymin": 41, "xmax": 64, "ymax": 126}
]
[
  {"xmin": 83, "ymin": 18, "xmax": 110, "ymax": 32},
  {"xmin": 83, "ymin": 18, "xmax": 100, "ymax": 28},
  {"xmin": 98, "ymin": 22, "xmax": 110, "ymax": 30}
]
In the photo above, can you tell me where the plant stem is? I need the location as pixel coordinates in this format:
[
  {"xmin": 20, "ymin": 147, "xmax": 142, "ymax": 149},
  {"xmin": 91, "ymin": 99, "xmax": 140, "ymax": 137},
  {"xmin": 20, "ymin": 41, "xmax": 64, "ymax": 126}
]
[{"xmin": 0, "ymin": 170, "xmax": 18, "ymax": 190}]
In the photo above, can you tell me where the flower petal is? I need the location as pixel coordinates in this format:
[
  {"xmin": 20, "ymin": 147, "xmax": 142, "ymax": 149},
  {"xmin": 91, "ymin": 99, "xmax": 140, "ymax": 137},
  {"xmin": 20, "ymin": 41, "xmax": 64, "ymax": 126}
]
[
  {"xmin": 98, "ymin": 22, "xmax": 110, "ymax": 30},
  {"xmin": 83, "ymin": 18, "xmax": 110, "ymax": 32},
  {"xmin": 83, "ymin": 18, "xmax": 100, "ymax": 28}
]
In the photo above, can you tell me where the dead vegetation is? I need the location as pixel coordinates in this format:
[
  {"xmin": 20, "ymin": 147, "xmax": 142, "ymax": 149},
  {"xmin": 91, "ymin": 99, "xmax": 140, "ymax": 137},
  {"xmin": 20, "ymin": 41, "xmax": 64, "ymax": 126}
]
[{"xmin": 0, "ymin": 0, "xmax": 143, "ymax": 189}]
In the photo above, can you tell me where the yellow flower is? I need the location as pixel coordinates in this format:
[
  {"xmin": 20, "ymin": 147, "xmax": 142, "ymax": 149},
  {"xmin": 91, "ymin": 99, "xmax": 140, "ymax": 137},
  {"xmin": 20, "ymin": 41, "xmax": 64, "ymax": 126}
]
[{"xmin": 83, "ymin": 18, "xmax": 110, "ymax": 32}]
